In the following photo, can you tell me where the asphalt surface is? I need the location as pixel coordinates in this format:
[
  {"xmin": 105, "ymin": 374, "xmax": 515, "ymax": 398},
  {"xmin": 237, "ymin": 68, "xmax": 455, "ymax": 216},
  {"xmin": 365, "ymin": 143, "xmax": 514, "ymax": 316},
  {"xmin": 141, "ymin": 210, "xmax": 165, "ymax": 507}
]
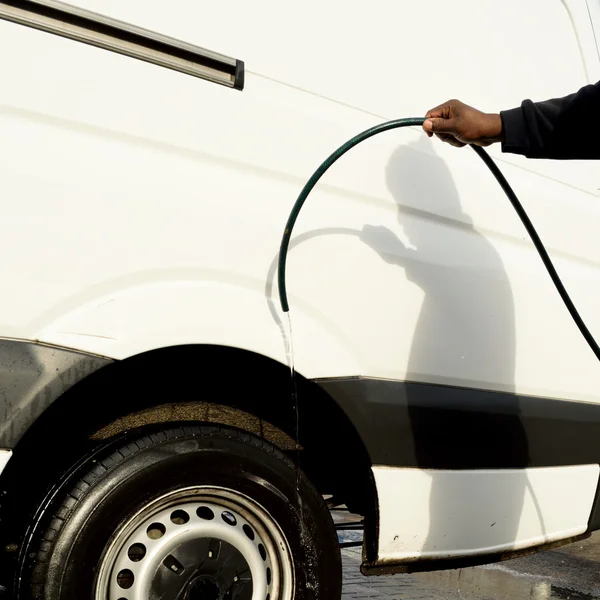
[{"xmin": 334, "ymin": 511, "xmax": 600, "ymax": 599}]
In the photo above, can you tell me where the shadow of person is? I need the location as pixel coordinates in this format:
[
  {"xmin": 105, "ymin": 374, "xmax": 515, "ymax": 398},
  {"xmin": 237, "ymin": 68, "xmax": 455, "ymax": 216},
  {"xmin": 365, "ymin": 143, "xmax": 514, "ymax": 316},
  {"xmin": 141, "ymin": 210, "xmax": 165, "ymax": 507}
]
[{"xmin": 361, "ymin": 136, "xmax": 535, "ymax": 563}]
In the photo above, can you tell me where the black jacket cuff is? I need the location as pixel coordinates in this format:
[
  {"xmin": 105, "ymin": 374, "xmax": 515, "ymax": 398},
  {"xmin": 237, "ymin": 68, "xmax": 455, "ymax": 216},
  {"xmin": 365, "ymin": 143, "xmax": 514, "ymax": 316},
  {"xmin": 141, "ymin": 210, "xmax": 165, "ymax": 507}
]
[{"xmin": 500, "ymin": 107, "xmax": 529, "ymax": 156}]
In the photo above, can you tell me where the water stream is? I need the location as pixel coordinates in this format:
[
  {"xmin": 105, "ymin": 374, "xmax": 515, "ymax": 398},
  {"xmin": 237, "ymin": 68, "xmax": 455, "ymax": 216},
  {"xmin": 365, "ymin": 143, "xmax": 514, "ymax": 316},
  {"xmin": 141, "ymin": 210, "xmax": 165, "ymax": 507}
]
[{"xmin": 283, "ymin": 312, "xmax": 302, "ymax": 499}]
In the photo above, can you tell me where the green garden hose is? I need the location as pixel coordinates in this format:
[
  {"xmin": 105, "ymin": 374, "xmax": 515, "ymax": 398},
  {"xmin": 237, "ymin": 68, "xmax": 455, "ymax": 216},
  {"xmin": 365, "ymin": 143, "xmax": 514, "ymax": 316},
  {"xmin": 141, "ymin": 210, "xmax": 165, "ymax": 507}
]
[{"xmin": 277, "ymin": 117, "xmax": 600, "ymax": 362}]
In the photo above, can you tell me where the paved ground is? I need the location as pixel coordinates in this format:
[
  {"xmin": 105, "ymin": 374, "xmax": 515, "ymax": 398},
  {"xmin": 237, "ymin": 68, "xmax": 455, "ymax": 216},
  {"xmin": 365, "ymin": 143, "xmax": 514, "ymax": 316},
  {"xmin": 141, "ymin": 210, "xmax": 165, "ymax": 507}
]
[{"xmin": 334, "ymin": 511, "xmax": 600, "ymax": 599}]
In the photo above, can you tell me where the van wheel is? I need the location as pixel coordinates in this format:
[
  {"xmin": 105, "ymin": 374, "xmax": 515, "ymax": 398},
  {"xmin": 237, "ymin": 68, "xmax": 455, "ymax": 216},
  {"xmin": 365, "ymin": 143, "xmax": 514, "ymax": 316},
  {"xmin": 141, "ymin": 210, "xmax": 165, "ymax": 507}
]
[{"xmin": 20, "ymin": 426, "xmax": 341, "ymax": 600}]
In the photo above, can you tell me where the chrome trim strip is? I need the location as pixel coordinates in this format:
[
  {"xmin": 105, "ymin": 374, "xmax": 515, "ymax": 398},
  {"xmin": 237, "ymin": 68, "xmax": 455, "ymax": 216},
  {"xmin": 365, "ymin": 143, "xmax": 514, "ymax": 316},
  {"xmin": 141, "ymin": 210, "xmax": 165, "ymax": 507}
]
[{"xmin": 0, "ymin": 0, "xmax": 244, "ymax": 89}]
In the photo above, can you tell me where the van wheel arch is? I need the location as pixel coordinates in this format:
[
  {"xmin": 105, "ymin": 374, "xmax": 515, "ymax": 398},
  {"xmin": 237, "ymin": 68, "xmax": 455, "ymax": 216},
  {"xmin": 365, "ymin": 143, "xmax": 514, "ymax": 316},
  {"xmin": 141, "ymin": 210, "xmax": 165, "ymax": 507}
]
[{"xmin": 1, "ymin": 344, "xmax": 376, "ymax": 593}]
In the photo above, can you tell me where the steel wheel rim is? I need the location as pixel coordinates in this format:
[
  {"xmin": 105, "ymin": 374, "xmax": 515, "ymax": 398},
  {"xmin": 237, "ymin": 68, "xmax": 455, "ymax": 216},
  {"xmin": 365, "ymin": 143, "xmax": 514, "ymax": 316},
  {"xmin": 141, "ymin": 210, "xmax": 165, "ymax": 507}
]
[{"xmin": 95, "ymin": 486, "xmax": 294, "ymax": 600}]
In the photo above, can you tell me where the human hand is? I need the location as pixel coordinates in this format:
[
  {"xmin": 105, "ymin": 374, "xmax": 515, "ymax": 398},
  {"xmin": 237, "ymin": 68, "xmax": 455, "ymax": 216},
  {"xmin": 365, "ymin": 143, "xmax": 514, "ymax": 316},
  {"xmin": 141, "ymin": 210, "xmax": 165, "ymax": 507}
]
[{"xmin": 423, "ymin": 99, "xmax": 503, "ymax": 148}]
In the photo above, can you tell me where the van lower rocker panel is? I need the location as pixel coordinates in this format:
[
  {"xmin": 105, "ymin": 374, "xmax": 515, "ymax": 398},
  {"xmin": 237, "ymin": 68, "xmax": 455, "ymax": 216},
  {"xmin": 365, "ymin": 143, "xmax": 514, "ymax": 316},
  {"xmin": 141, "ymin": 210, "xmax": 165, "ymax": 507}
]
[
  {"xmin": 371, "ymin": 464, "xmax": 598, "ymax": 569},
  {"xmin": 316, "ymin": 377, "xmax": 600, "ymax": 570}
]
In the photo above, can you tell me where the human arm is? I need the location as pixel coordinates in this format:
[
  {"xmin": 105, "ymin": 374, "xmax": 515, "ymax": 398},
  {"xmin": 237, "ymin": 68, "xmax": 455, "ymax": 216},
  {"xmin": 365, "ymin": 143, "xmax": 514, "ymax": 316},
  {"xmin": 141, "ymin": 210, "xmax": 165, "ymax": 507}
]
[{"xmin": 423, "ymin": 82, "xmax": 600, "ymax": 159}]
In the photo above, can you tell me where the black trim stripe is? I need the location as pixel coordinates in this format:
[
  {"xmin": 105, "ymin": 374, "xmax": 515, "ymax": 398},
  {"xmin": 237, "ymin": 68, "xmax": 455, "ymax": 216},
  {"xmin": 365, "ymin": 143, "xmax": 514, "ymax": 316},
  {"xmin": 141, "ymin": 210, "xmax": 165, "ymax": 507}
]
[
  {"xmin": 0, "ymin": 0, "xmax": 244, "ymax": 90},
  {"xmin": 316, "ymin": 377, "xmax": 600, "ymax": 470},
  {"xmin": 317, "ymin": 377, "xmax": 600, "ymax": 533},
  {"xmin": 0, "ymin": 339, "xmax": 111, "ymax": 447}
]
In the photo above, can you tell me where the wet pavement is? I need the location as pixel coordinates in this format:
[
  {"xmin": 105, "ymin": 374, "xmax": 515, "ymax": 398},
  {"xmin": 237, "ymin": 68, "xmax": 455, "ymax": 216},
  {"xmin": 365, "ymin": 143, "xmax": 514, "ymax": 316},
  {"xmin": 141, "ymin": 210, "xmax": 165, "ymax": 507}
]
[{"xmin": 334, "ymin": 511, "xmax": 600, "ymax": 599}]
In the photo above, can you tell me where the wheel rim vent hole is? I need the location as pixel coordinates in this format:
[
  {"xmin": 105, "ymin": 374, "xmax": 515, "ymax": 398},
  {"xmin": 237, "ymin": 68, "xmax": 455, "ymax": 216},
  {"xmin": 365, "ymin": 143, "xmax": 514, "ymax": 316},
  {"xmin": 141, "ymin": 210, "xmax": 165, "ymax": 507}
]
[
  {"xmin": 259, "ymin": 544, "xmax": 267, "ymax": 561},
  {"xmin": 243, "ymin": 524, "xmax": 255, "ymax": 540},
  {"xmin": 127, "ymin": 542, "xmax": 146, "ymax": 562},
  {"xmin": 147, "ymin": 522, "xmax": 166, "ymax": 539},
  {"xmin": 117, "ymin": 569, "xmax": 134, "ymax": 589},
  {"xmin": 221, "ymin": 511, "xmax": 237, "ymax": 526},
  {"xmin": 197, "ymin": 506, "xmax": 215, "ymax": 520},
  {"xmin": 170, "ymin": 509, "xmax": 190, "ymax": 525}
]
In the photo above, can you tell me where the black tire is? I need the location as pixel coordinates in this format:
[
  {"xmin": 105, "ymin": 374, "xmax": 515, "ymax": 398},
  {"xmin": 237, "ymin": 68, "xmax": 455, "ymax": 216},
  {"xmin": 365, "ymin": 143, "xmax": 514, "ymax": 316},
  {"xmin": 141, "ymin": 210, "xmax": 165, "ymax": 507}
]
[{"xmin": 19, "ymin": 425, "xmax": 342, "ymax": 600}]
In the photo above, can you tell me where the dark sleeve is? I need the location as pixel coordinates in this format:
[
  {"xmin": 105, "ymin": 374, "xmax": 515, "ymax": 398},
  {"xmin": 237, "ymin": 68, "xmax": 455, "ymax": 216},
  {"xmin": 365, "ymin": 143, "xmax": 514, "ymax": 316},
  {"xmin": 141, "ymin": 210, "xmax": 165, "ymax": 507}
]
[{"xmin": 500, "ymin": 80, "xmax": 600, "ymax": 159}]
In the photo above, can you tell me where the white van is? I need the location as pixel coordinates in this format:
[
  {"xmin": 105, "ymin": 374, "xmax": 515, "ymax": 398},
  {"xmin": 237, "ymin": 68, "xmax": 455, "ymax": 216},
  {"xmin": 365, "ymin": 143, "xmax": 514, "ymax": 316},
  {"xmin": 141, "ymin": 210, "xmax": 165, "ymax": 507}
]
[{"xmin": 1, "ymin": 1, "xmax": 600, "ymax": 598}]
